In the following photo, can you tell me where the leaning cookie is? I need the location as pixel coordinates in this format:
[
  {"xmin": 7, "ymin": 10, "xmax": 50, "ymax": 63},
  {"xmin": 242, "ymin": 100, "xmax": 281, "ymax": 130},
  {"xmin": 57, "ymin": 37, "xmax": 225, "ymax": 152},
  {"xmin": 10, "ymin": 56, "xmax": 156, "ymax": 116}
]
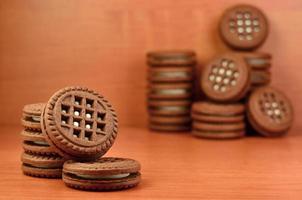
[
  {"xmin": 247, "ymin": 86, "xmax": 293, "ymax": 137},
  {"xmin": 63, "ymin": 157, "xmax": 141, "ymax": 191},
  {"xmin": 21, "ymin": 103, "xmax": 45, "ymax": 130},
  {"xmin": 41, "ymin": 86, "xmax": 118, "ymax": 161},
  {"xmin": 21, "ymin": 152, "xmax": 65, "ymax": 178}
]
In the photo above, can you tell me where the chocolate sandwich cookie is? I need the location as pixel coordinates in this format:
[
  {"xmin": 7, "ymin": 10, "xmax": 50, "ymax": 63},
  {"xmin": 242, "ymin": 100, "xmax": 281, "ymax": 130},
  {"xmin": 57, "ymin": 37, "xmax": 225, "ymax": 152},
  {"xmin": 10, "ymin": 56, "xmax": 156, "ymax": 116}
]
[
  {"xmin": 192, "ymin": 101, "xmax": 245, "ymax": 116},
  {"xmin": 241, "ymin": 52, "xmax": 272, "ymax": 69},
  {"xmin": 41, "ymin": 86, "xmax": 118, "ymax": 161},
  {"xmin": 149, "ymin": 115, "xmax": 191, "ymax": 124},
  {"xmin": 219, "ymin": 4, "xmax": 269, "ymax": 50},
  {"xmin": 63, "ymin": 157, "xmax": 141, "ymax": 191},
  {"xmin": 21, "ymin": 103, "xmax": 45, "ymax": 130},
  {"xmin": 149, "ymin": 123, "xmax": 190, "ymax": 132},
  {"xmin": 192, "ymin": 113, "xmax": 244, "ymax": 123},
  {"xmin": 148, "ymin": 66, "xmax": 193, "ymax": 83},
  {"xmin": 21, "ymin": 152, "xmax": 65, "ymax": 178},
  {"xmin": 148, "ymin": 83, "xmax": 193, "ymax": 100},
  {"xmin": 148, "ymin": 100, "xmax": 191, "ymax": 116},
  {"xmin": 193, "ymin": 121, "xmax": 245, "ymax": 132},
  {"xmin": 21, "ymin": 129, "xmax": 45, "ymax": 143},
  {"xmin": 23, "ymin": 139, "xmax": 58, "ymax": 156},
  {"xmin": 147, "ymin": 50, "xmax": 196, "ymax": 66},
  {"xmin": 192, "ymin": 130, "xmax": 245, "ymax": 139},
  {"xmin": 201, "ymin": 53, "xmax": 251, "ymax": 102},
  {"xmin": 247, "ymin": 86, "xmax": 293, "ymax": 137},
  {"xmin": 251, "ymin": 70, "xmax": 271, "ymax": 86}
]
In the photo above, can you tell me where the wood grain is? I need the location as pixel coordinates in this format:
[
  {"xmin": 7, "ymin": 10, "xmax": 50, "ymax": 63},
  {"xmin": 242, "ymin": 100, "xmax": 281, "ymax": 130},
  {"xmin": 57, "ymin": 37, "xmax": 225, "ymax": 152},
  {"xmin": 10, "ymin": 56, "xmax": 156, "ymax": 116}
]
[
  {"xmin": 1, "ymin": 126, "xmax": 302, "ymax": 199},
  {"xmin": 0, "ymin": 0, "xmax": 302, "ymax": 128}
]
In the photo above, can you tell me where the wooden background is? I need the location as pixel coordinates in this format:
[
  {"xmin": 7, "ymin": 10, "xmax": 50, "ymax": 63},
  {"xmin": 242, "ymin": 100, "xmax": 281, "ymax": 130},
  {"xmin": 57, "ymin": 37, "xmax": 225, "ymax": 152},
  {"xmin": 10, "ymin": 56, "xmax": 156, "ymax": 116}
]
[{"xmin": 0, "ymin": 0, "xmax": 302, "ymax": 129}]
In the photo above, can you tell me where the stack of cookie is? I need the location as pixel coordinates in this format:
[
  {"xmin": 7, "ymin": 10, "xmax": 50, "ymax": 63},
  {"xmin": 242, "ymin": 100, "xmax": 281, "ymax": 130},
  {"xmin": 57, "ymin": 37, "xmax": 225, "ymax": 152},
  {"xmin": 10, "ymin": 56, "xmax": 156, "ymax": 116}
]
[
  {"xmin": 21, "ymin": 103, "xmax": 65, "ymax": 178},
  {"xmin": 193, "ymin": 4, "xmax": 293, "ymax": 139},
  {"xmin": 147, "ymin": 51, "xmax": 196, "ymax": 132},
  {"xmin": 219, "ymin": 4, "xmax": 272, "ymax": 90},
  {"xmin": 21, "ymin": 87, "xmax": 141, "ymax": 191},
  {"xmin": 241, "ymin": 52, "xmax": 272, "ymax": 90},
  {"xmin": 192, "ymin": 102, "xmax": 245, "ymax": 139},
  {"xmin": 196, "ymin": 53, "xmax": 249, "ymax": 139}
]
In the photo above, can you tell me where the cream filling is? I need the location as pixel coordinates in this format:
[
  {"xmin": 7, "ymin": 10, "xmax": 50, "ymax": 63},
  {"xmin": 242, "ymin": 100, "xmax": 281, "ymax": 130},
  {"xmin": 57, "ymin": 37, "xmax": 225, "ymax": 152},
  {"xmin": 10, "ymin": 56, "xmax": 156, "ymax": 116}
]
[
  {"xmin": 154, "ymin": 71, "xmax": 190, "ymax": 78},
  {"xmin": 32, "ymin": 116, "xmax": 41, "ymax": 122},
  {"xmin": 153, "ymin": 89, "xmax": 189, "ymax": 95},
  {"xmin": 25, "ymin": 140, "xmax": 49, "ymax": 146},
  {"xmin": 247, "ymin": 58, "xmax": 269, "ymax": 66},
  {"xmin": 23, "ymin": 163, "xmax": 59, "ymax": 169},
  {"xmin": 76, "ymin": 173, "xmax": 131, "ymax": 180}
]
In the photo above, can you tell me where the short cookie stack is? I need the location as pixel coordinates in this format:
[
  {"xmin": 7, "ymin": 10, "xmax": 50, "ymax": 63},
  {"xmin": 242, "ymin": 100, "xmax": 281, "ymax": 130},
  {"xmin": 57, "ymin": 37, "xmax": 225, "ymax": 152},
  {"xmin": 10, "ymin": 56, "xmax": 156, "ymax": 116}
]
[
  {"xmin": 192, "ymin": 102, "xmax": 246, "ymax": 139},
  {"xmin": 147, "ymin": 51, "xmax": 196, "ymax": 132},
  {"xmin": 21, "ymin": 103, "xmax": 65, "ymax": 178},
  {"xmin": 21, "ymin": 86, "xmax": 141, "ymax": 191},
  {"xmin": 241, "ymin": 52, "xmax": 272, "ymax": 90}
]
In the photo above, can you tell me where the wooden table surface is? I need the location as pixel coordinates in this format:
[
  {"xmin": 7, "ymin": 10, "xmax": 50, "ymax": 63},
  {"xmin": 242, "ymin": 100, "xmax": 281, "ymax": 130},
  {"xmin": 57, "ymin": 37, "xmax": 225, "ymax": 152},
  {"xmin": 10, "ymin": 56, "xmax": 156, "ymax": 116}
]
[{"xmin": 1, "ymin": 125, "xmax": 302, "ymax": 200}]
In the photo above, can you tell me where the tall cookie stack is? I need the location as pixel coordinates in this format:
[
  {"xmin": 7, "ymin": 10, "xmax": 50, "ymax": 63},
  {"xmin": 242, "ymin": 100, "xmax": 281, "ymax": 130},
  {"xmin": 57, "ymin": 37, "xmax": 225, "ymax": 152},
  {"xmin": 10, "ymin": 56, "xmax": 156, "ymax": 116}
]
[
  {"xmin": 21, "ymin": 87, "xmax": 142, "ymax": 191},
  {"xmin": 147, "ymin": 51, "xmax": 196, "ymax": 132},
  {"xmin": 21, "ymin": 103, "xmax": 65, "ymax": 178}
]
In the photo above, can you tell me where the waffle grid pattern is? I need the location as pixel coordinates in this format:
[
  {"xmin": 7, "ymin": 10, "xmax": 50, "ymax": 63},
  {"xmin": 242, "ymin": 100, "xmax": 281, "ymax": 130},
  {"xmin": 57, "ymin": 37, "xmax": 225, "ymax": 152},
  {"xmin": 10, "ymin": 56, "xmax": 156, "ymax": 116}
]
[
  {"xmin": 229, "ymin": 11, "xmax": 261, "ymax": 41},
  {"xmin": 60, "ymin": 94, "xmax": 107, "ymax": 142}
]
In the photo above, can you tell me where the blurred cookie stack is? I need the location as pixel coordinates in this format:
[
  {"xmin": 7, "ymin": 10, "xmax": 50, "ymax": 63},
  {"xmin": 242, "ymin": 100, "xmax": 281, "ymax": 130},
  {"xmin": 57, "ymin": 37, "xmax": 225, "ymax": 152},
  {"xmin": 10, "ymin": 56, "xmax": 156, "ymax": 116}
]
[
  {"xmin": 219, "ymin": 4, "xmax": 272, "ymax": 91},
  {"xmin": 147, "ymin": 51, "xmax": 196, "ymax": 132},
  {"xmin": 241, "ymin": 52, "xmax": 271, "ymax": 90},
  {"xmin": 21, "ymin": 103, "xmax": 65, "ymax": 178},
  {"xmin": 20, "ymin": 87, "xmax": 141, "ymax": 191},
  {"xmin": 192, "ymin": 4, "xmax": 293, "ymax": 139}
]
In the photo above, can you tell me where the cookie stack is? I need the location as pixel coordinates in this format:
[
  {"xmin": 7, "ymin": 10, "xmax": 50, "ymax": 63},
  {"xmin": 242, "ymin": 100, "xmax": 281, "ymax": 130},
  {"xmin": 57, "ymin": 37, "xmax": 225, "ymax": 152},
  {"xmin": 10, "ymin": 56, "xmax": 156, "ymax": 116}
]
[
  {"xmin": 241, "ymin": 52, "xmax": 272, "ymax": 90},
  {"xmin": 192, "ymin": 102, "xmax": 245, "ymax": 139},
  {"xmin": 147, "ymin": 51, "xmax": 196, "ymax": 132},
  {"xmin": 193, "ymin": 4, "xmax": 293, "ymax": 139},
  {"xmin": 21, "ymin": 103, "xmax": 65, "ymax": 178},
  {"xmin": 219, "ymin": 4, "xmax": 272, "ymax": 90},
  {"xmin": 196, "ymin": 53, "xmax": 249, "ymax": 139},
  {"xmin": 21, "ymin": 86, "xmax": 141, "ymax": 191}
]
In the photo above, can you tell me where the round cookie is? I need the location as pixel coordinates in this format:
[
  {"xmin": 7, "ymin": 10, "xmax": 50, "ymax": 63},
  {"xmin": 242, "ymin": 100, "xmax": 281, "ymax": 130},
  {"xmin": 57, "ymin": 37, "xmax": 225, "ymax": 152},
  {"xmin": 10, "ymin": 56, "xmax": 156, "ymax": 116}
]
[
  {"xmin": 147, "ymin": 50, "xmax": 196, "ymax": 66},
  {"xmin": 21, "ymin": 103, "xmax": 45, "ymax": 130},
  {"xmin": 63, "ymin": 157, "xmax": 141, "ymax": 191},
  {"xmin": 192, "ymin": 101, "xmax": 245, "ymax": 116},
  {"xmin": 21, "ymin": 152, "xmax": 64, "ymax": 178},
  {"xmin": 149, "ymin": 123, "xmax": 191, "ymax": 132},
  {"xmin": 148, "ymin": 100, "xmax": 191, "ymax": 116},
  {"xmin": 149, "ymin": 115, "xmax": 191, "ymax": 124},
  {"xmin": 23, "ymin": 141, "xmax": 58, "ymax": 156},
  {"xmin": 193, "ymin": 121, "xmax": 245, "ymax": 132},
  {"xmin": 240, "ymin": 52, "xmax": 272, "ymax": 69},
  {"xmin": 41, "ymin": 86, "xmax": 118, "ymax": 161},
  {"xmin": 201, "ymin": 53, "xmax": 251, "ymax": 102},
  {"xmin": 219, "ymin": 4, "xmax": 269, "ymax": 50},
  {"xmin": 192, "ymin": 130, "xmax": 245, "ymax": 139},
  {"xmin": 148, "ymin": 83, "xmax": 193, "ymax": 100},
  {"xmin": 192, "ymin": 113, "xmax": 244, "ymax": 123},
  {"xmin": 21, "ymin": 129, "xmax": 45, "ymax": 142},
  {"xmin": 148, "ymin": 66, "xmax": 193, "ymax": 83},
  {"xmin": 251, "ymin": 70, "xmax": 271, "ymax": 85},
  {"xmin": 247, "ymin": 86, "xmax": 293, "ymax": 137}
]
